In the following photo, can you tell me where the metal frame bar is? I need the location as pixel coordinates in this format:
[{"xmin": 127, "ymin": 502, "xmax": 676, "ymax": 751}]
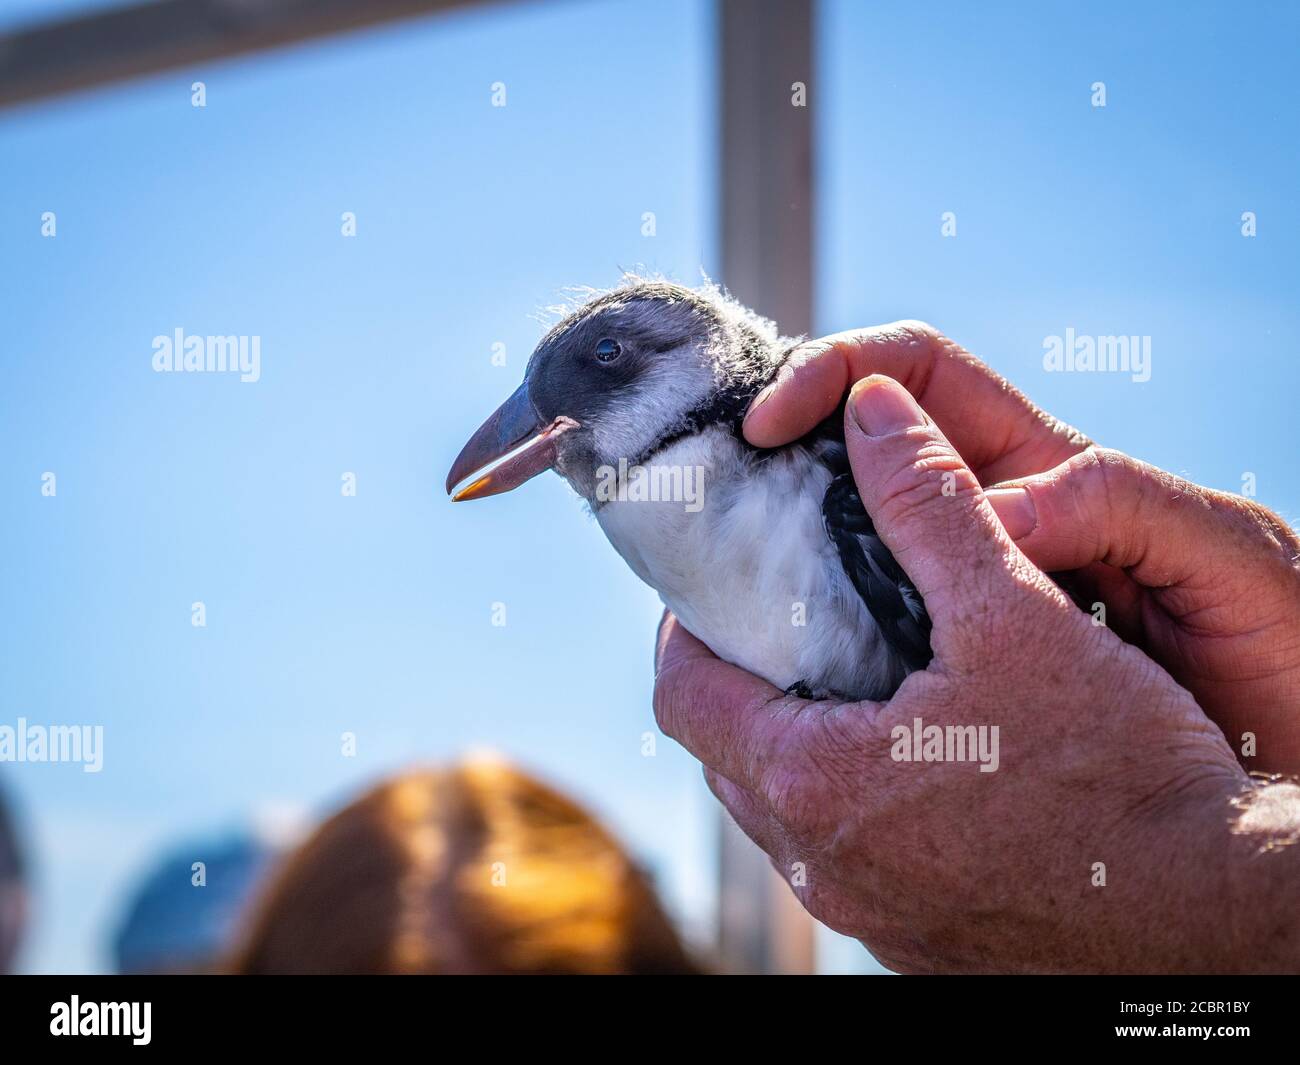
[
  {"xmin": 717, "ymin": 0, "xmax": 817, "ymax": 975},
  {"xmin": 720, "ymin": 0, "xmax": 814, "ymax": 337},
  {"xmin": 0, "ymin": 0, "xmax": 492, "ymax": 110}
]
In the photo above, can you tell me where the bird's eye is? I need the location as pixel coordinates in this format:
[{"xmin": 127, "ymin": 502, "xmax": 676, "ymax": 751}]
[{"xmin": 594, "ymin": 338, "xmax": 622, "ymax": 363}]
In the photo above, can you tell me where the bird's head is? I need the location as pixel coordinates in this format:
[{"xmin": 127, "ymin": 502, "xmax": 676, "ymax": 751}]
[{"xmin": 446, "ymin": 279, "xmax": 782, "ymax": 503}]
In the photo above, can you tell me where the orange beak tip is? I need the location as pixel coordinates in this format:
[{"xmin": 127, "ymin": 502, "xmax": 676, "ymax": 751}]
[{"xmin": 450, "ymin": 476, "xmax": 492, "ymax": 502}]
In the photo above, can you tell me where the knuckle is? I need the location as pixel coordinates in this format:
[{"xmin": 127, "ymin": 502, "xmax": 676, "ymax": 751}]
[
  {"xmin": 1085, "ymin": 446, "xmax": 1139, "ymax": 492},
  {"xmin": 1211, "ymin": 493, "xmax": 1300, "ymax": 570},
  {"xmin": 874, "ymin": 443, "xmax": 980, "ymax": 528},
  {"xmin": 1088, "ymin": 445, "xmax": 1132, "ymax": 471},
  {"xmin": 1097, "ymin": 447, "xmax": 1173, "ymax": 497},
  {"xmin": 759, "ymin": 764, "xmax": 821, "ymax": 837},
  {"xmin": 886, "ymin": 319, "xmax": 941, "ymax": 345},
  {"xmin": 788, "ymin": 334, "xmax": 837, "ymax": 368},
  {"xmin": 1087, "ymin": 446, "xmax": 1155, "ymax": 522},
  {"xmin": 1091, "ymin": 446, "xmax": 1146, "ymax": 483},
  {"xmin": 882, "ymin": 320, "xmax": 951, "ymax": 372},
  {"xmin": 650, "ymin": 687, "xmax": 670, "ymax": 735},
  {"xmin": 650, "ymin": 659, "xmax": 695, "ymax": 738},
  {"xmin": 1250, "ymin": 505, "xmax": 1300, "ymax": 562}
]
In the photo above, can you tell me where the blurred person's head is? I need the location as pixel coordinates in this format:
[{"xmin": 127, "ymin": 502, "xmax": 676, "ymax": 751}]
[
  {"xmin": 112, "ymin": 814, "xmax": 300, "ymax": 974},
  {"xmin": 0, "ymin": 780, "xmax": 27, "ymax": 972},
  {"xmin": 229, "ymin": 757, "xmax": 700, "ymax": 974}
]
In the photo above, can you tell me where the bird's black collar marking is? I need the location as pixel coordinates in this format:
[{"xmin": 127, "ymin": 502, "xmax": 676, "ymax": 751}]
[
  {"xmin": 626, "ymin": 341, "xmax": 803, "ymax": 469},
  {"xmin": 627, "ymin": 384, "xmax": 759, "ymax": 469}
]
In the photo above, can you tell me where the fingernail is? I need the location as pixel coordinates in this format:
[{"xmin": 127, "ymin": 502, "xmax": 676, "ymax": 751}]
[
  {"xmin": 848, "ymin": 377, "xmax": 925, "ymax": 436},
  {"xmin": 746, "ymin": 383, "xmax": 776, "ymax": 417},
  {"xmin": 985, "ymin": 487, "xmax": 1038, "ymax": 539}
]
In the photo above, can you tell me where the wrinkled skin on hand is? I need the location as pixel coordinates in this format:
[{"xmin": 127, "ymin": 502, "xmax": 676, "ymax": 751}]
[
  {"xmin": 654, "ymin": 329, "xmax": 1300, "ymax": 973},
  {"xmin": 746, "ymin": 322, "xmax": 1300, "ymax": 771},
  {"xmin": 986, "ymin": 448, "xmax": 1300, "ymax": 773}
]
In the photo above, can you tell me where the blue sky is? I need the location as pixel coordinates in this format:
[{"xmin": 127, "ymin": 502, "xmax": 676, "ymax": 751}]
[{"xmin": 0, "ymin": 0, "xmax": 1296, "ymax": 973}]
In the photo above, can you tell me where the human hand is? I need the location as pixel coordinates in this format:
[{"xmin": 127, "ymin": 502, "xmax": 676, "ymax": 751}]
[
  {"xmin": 743, "ymin": 321, "xmax": 1091, "ymax": 485},
  {"xmin": 746, "ymin": 323, "xmax": 1300, "ymax": 772},
  {"xmin": 985, "ymin": 450, "xmax": 1300, "ymax": 774},
  {"xmin": 657, "ymin": 376, "xmax": 1300, "ymax": 973}
]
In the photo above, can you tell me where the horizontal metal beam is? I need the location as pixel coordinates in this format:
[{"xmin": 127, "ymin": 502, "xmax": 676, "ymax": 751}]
[{"xmin": 0, "ymin": 0, "xmax": 497, "ymax": 111}]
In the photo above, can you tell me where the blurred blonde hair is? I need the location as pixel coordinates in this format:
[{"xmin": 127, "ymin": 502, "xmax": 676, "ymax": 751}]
[{"xmin": 229, "ymin": 757, "xmax": 699, "ymax": 974}]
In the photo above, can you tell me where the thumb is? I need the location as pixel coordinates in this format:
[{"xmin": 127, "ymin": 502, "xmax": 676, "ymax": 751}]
[
  {"xmin": 983, "ymin": 448, "xmax": 1209, "ymax": 587},
  {"xmin": 844, "ymin": 375, "xmax": 1031, "ymax": 635}
]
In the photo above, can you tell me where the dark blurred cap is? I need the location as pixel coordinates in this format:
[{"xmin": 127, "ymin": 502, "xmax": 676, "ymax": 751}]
[{"xmin": 111, "ymin": 817, "xmax": 300, "ymax": 974}]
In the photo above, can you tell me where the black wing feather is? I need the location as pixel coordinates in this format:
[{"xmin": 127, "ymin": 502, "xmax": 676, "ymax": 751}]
[
  {"xmin": 822, "ymin": 472, "xmax": 934, "ymax": 672},
  {"xmin": 788, "ymin": 406, "xmax": 933, "ymax": 674}
]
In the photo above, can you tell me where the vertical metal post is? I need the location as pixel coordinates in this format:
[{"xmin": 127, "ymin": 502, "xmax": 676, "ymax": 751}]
[
  {"xmin": 720, "ymin": 0, "xmax": 815, "ymax": 336},
  {"xmin": 717, "ymin": 0, "xmax": 817, "ymax": 975}
]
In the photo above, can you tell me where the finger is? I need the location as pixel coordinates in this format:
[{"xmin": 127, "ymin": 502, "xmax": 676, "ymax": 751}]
[
  {"xmin": 983, "ymin": 447, "xmax": 1279, "ymax": 588},
  {"xmin": 653, "ymin": 612, "xmax": 792, "ymax": 792},
  {"xmin": 843, "ymin": 376, "xmax": 1041, "ymax": 642},
  {"xmin": 703, "ymin": 767, "xmax": 785, "ymax": 860},
  {"xmin": 743, "ymin": 322, "xmax": 1089, "ymax": 482}
]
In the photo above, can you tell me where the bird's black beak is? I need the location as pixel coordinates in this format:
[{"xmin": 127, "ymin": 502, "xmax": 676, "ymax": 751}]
[{"xmin": 445, "ymin": 382, "xmax": 579, "ymax": 501}]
